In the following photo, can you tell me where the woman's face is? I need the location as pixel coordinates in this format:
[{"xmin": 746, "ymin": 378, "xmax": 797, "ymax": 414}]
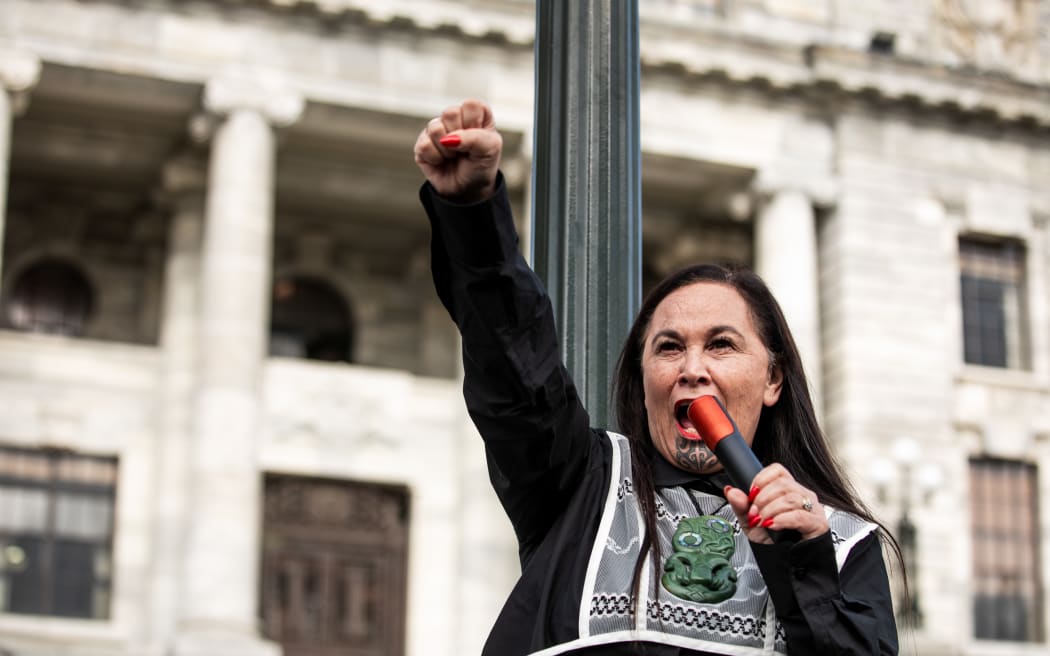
[{"xmin": 641, "ymin": 281, "xmax": 783, "ymax": 474}]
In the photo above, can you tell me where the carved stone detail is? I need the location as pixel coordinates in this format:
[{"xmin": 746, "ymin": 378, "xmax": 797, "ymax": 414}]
[
  {"xmin": 203, "ymin": 72, "xmax": 304, "ymax": 127},
  {"xmin": 935, "ymin": 0, "xmax": 1040, "ymax": 69},
  {"xmin": 264, "ymin": 476, "xmax": 407, "ymax": 533}
]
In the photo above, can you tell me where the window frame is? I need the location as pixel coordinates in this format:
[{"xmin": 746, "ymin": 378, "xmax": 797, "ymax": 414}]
[
  {"xmin": 1, "ymin": 257, "xmax": 96, "ymax": 337},
  {"xmin": 969, "ymin": 456, "xmax": 1044, "ymax": 643},
  {"xmin": 269, "ymin": 275, "xmax": 355, "ymax": 364},
  {"xmin": 0, "ymin": 445, "xmax": 117, "ymax": 620},
  {"xmin": 958, "ymin": 235, "xmax": 1030, "ymax": 370}
]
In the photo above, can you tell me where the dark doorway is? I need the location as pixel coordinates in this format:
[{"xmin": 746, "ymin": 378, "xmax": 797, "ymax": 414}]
[
  {"xmin": 260, "ymin": 474, "xmax": 409, "ymax": 656},
  {"xmin": 269, "ymin": 276, "xmax": 354, "ymax": 363}
]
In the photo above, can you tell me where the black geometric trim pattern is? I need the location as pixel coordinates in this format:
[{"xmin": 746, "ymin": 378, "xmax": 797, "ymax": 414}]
[
  {"xmin": 591, "ymin": 596, "xmax": 785, "ymax": 649},
  {"xmin": 646, "ymin": 599, "xmax": 768, "ymax": 639},
  {"xmin": 590, "ymin": 593, "xmax": 635, "ymax": 616},
  {"xmin": 616, "ymin": 478, "xmax": 635, "ymax": 501},
  {"xmin": 654, "ymin": 495, "xmax": 690, "ymax": 524}
]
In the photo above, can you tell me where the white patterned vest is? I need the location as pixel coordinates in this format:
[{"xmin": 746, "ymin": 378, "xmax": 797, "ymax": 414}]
[{"xmin": 531, "ymin": 432, "xmax": 878, "ymax": 656}]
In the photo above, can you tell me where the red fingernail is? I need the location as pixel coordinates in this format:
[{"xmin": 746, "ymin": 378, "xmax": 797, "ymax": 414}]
[
  {"xmin": 439, "ymin": 134, "xmax": 461, "ymax": 147},
  {"xmin": 762, "ymin": 518, "xmax": 775, "ymax": 528},
  {"xmin": 748, "ymin": 486, "xmax": 760, "ymax": 503},
  {"xmin": 748, "ymin": 514, "xmax": 762, "ymax": 528}
]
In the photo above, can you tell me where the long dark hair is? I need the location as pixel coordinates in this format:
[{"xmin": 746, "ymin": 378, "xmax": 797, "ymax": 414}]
[{"xmin": 612, "ymin": 263, "xmax": 905, "ymax": 607}]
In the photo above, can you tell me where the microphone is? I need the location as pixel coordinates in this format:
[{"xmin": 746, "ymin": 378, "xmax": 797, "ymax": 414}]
[
  {"xmin": 688, "ymin": 395, "xmax": 799, "ymax": 543},
  {"xmin": 688, "ymin": 395, "xmax": 761, "ymax": 492}
]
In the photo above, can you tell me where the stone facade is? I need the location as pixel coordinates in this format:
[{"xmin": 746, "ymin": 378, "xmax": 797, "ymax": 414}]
[{"xmin": 0, "ymin": 1, "xmax": 1048, "ymax": 655}]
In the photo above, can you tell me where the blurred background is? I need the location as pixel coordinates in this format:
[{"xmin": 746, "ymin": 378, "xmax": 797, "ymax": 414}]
[{"xmin": 0, "ymin": 1, "xmax": 1048, "ymax": 655}]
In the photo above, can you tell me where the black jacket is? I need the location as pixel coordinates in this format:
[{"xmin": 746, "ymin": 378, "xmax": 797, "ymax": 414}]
[{"xmin": 421, "ymin": 175, "xmax": 898, "ymax": 655}]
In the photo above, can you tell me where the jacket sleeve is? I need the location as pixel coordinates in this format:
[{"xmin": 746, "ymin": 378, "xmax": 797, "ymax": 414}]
[
  {"xmin": 420, "ymin": 175, "xmax": 594, "ymax": 565},
  {"xmin": 751, "ymin": 530, "xmax": 899, "ymax": 655}
]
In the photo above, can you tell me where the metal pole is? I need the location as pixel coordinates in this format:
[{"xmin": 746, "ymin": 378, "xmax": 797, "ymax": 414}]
[
  {"xmin": 532, "ymin": 0, "xmax": 642, "ymax": 428},
  {"xmin": 898, "ymin": 465, "xmax": 923, "ymax": 628}
]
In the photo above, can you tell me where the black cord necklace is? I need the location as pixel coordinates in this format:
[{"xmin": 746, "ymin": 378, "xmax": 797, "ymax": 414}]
[{"xmin": 684, "ymin": 487, "xmax": 730, "ymax": 519}]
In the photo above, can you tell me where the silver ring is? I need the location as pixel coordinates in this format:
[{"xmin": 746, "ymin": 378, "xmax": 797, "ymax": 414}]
[{"xmin": 801, "ymin": 497, "xmax": 814, "ymax": 512}]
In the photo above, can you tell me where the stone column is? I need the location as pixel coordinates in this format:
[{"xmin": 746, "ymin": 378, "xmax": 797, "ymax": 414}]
[
  {"xmin": 176, "ymin": 75, "xmax": 302, "ymax": 656},
  {"xmin": 1027, "ymin": 216, "xmax": 1049, "ymax": 380},
  {"xmin": 754, "ymin": 188, "xmax": 823, "ymax": 418},
  {"xmin": 0, "ymin": 49, "xmax": 41, "ymax": 290},
  {"xmin": 147, "ymin": 157, "xmax": 205, "ymax": 652}
]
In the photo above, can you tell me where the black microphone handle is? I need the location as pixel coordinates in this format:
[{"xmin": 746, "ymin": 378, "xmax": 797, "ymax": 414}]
[
  {"xmin": 712, "ymin": 433, "xmax": 763, "ymax": 492},
  {"xmin": 714, "ymin": 435, "xmax": 800, "ymax": 544}
]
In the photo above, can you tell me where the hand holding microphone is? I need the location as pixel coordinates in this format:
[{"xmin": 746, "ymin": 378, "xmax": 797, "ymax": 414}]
[{"xmin": 688, "ymin": 396, "xmax": 825, "ymax": 543}]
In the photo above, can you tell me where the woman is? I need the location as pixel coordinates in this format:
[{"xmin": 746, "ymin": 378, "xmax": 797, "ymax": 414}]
[{"xmin": 415, "ymin": 99, "xmax": 900, "ymax": 655}]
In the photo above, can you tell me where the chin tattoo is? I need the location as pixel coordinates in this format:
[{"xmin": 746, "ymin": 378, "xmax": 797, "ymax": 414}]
[{"xmin": 674, "ymin": 436, "xmax": 717, "ymax": 473}]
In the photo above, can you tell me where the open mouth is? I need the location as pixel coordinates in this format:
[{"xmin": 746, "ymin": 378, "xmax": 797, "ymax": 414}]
[{"xmin": 675, "ymin": 399, "xmax": 702, "ymax": 440}]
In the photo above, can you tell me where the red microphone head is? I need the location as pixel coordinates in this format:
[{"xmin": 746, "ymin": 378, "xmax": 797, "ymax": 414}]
[{"xmin": 687, "ymin": 396, "xmax": 735, "ymax": 452}]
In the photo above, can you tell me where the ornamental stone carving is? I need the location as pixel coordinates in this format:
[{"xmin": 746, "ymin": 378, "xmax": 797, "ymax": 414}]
[
  {"xmin": 264, "ymin": 477, "xmax": 406, "ymax": 531},
  {"xmin": 935, "ymin": 0, "xmax": 1040, "ymax": 70},
  {"xmin": 0, "ymin": 48, "xmax": 41, "ymax": 113}
]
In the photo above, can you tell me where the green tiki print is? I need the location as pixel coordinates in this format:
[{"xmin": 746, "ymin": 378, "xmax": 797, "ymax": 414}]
[{"xmin": 661, "ymin": 515, "xmax": 738, "ymax": 603}]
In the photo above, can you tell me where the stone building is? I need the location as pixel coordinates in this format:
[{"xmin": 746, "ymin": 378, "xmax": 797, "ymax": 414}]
[{"xmin": 0, "ymin": 1, "xmax": 1048, "ymax": 655}]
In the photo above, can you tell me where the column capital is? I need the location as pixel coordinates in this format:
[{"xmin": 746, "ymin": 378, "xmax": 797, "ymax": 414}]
[
  {"xmin": 752, "ymin": 168, "xmax": 839, "ymax": 209},
  {"xmin": 203, "ymin": 73, "xmax": 304, "ymax": 127},
  {"xmin": 154, "ymin": 154, "xmax": 208, "ymax": 213},
  {"xmin": 0, "ymin": 48, "xmax": 42, "ymax": 114}
]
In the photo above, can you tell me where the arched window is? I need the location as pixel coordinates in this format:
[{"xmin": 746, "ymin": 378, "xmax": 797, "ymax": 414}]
[
  {"xmin": 3, "ymin": 258, "xmax": 94, "ymax": 337},
  {"xmin": 269, "ymin": 276, "xmax": 353, "ymax": 363}
]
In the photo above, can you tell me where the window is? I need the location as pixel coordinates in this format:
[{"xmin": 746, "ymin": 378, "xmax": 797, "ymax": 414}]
[
  {"xmin": 959, "ymin": 237, "xmax": 1027, "ymax": 368},
  {"xmin": 269, "ymin": 276, "xmax": 354, "ymax": 363},
  {"xmin": 0, "ymin": 445, "xmax": 117, "ymax": 619},
  {"xmin": 970, "ymin": 457, "xmax": 1043, "ymax": 642},
  {"xmin": 3, "ymin": 258, "xmax": 94, "ymax": 336}
]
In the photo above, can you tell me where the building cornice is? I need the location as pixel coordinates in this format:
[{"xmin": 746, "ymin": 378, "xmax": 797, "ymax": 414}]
[
  {"xmin": 275, "ymin": 0, "xmax": 1046, "ymax": 132},
  {"xmin": 218, "ymin": 0, "xmax": 536, "ymax": 46},
  {"xmin": 641, "ymin": 27, "xmax": 1050, "ymax": 132},
  {"xmin": 806, "ymin": 45, "xmax": 1050, "ymax": 129},
  {"xmin": 59, "ymin": 0, "xmax": 1050, "ymax": 132}
]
